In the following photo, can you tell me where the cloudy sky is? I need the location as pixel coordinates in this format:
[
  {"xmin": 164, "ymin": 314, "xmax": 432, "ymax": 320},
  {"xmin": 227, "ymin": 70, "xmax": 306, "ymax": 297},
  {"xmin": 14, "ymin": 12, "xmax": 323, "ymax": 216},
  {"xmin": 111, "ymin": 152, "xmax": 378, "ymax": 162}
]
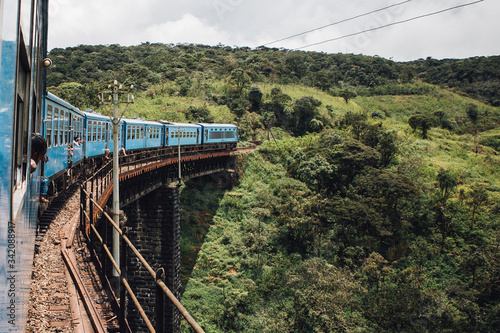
[{"xmin": 48, "ymin": 0, "xmax": 499, "ymax": 61}]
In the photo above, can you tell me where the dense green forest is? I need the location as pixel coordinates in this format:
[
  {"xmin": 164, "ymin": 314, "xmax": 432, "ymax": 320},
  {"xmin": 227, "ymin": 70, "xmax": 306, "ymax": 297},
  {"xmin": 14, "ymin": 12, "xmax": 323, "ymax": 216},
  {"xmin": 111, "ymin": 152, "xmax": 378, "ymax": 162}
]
[{"xmin": 47, "ymin": 43, "xmax": 500, "ymax": 332}]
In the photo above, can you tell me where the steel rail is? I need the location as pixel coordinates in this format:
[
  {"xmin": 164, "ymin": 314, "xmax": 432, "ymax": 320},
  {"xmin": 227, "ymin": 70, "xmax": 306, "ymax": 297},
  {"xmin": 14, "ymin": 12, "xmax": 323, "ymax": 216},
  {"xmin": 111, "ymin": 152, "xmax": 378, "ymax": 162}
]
[{"xmin": 61, "ymin": 210, "xmax": 107, "ymax": 333}]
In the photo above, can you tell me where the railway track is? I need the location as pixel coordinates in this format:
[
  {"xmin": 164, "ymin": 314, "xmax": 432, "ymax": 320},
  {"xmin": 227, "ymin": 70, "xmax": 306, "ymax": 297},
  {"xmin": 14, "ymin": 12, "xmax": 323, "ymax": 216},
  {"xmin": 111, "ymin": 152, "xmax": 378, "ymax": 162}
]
[{"xmin": 28, "ymin": 189, "xmax": 119, "ymax": 332}]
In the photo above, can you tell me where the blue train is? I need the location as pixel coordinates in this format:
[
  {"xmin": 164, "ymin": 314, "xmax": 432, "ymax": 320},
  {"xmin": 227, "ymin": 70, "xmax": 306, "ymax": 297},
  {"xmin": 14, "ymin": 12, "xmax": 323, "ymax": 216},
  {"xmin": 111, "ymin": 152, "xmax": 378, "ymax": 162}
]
[
  {"xmin": 0, "ymin": 0, "xmax": 49, "ymax": 330},
  {"xmin": 43, "ymin": 92, "xmax": 239, "ymax": 192}
]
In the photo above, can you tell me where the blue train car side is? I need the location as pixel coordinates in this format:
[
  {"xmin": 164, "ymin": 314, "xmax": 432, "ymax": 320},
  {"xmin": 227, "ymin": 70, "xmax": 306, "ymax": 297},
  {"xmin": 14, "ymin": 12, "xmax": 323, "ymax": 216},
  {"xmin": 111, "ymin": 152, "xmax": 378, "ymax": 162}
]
[
  {"xmin": 123, "ymin": 118, "xmax": 162, "ymax": 151},
  {"xmin": 84, "ymin": 111, "xmax": 121, "ymax": 158},
  {"xmin": 44, "ymin": 93, "xmax": 85, "ymax": 179},
  {"xmin": 162, "ymin": 122, "xmax": 201, "ymax": 147},
  {"xmin": 197, "ymin": 123, "xmax": 239, "ymax": 145},
  {"xmin": 0, "ymin": 0, "xmax": 49, "ymax": 331}
]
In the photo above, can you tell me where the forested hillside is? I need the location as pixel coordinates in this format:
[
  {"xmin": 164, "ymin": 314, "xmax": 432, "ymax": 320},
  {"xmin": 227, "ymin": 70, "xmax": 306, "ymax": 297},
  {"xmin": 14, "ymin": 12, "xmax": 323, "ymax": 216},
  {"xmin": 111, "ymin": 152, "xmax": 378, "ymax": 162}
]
[{"xmin": 46, "ymin": 43, "xmax": 500, "ymax": 332}]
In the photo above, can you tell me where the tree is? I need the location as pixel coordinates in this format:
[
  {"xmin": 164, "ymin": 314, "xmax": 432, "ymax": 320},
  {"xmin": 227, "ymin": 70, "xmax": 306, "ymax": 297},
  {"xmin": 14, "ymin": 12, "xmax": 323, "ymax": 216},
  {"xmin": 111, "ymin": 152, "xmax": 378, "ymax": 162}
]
[
  {"xmin": 468, "ymin": 185, "xmax": 488, "ymax": 229},
  {"xmin": 408, "ymin": 114, "xmax": 435, "ymax": 139},
  {"xmin": 248, "ymin": 86, "xmax": 263, "ymax": 112},
  {"xmin": 186, "ymin": 105, "xmax": 213, "ymax": 123},
  {"xmin": 436, "ymin": 169, "xmax": 457, "ymax": 204},
  {"xmin": 466, "ymin": 104, "xmax": 479, "ymax": 122},
  {"xmin": 308, "ymin": 118, "xmax": 324, "ymax": 132},
  {"xmin": 376, "ymin": 130, "xmax": 398, "ymax": 167},
  {"xmin": 228, "ymin": 68, "xmax": 251, "ymax": 94},
  {"xmin": 291, "ymin": 96, "xmax": 322, "ymax": 136},
  {"xmin": 339, "ymin": 87, "xmax": 357, "ymax": 104},
  {"xmin": 296, "ymin": 154, "xmax": 335, "ymax": 193},
  {"xmin": 286, "ymin": 258, "xmax": 367, "ymax": 332}
]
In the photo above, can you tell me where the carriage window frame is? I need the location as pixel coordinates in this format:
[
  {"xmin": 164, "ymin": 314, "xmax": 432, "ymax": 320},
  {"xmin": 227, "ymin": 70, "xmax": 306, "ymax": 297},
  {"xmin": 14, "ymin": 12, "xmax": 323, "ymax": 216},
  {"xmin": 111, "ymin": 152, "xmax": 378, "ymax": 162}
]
[
  {"xmin": 47, "ymin": 104, "xmax": 53, "ymax": 148},
  {"xmin": 92, "ymin": 121, "xmax": 97, "ymax": 142},
  {"xmin": 64, "ymin": 111, "xmax": 68, "ymax": 145},
  {"xmin": 59, "ymin": 108, "xmax": 64, "ymax": 146}
]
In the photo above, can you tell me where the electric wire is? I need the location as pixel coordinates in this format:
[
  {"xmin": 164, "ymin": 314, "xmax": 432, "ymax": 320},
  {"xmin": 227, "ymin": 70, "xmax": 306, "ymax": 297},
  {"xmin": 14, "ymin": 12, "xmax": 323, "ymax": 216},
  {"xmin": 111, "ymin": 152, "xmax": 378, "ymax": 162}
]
[
  {"xmin": 296, "ymin": 0, "xmax": 485, "ymax": 50},
  {"xmin": 262, "ymin": 0, "xmax": 412, "ymax": 47}
]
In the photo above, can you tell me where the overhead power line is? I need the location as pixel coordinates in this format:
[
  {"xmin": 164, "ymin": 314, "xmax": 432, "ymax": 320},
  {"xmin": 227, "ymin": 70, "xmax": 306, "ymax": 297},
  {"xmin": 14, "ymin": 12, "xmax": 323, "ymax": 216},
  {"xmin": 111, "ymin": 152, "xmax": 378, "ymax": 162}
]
[
  {"xmin": 262, "ymin": 0, "xmax": 412, "ymax": 47},
  {"xmin": 296, "ymin": 0, "xmax": 485, "ymax": 50}
]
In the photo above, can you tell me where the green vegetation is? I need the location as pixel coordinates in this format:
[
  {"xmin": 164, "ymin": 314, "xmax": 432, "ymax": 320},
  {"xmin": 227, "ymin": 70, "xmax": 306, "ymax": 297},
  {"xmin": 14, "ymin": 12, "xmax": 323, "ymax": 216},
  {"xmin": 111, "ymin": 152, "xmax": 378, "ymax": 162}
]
[{"xmin": 46, "ymin": 43, "xmax": 500, "ymax": 332}]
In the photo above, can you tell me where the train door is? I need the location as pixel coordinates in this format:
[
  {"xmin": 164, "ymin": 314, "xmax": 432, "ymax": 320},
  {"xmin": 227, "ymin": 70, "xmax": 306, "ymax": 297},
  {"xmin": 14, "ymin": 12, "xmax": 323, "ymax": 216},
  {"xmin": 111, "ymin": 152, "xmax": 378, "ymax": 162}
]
[
  {"xmin": 67, "ymin": 112, "xmax": 73, "ymax": 168},
  {"xmin": 105, "ymin": 122, "xmax": 111, "ymax": 153},
  {"xmin": 144, "ymin": 125, "xmax": 149, "ymax": 148}
]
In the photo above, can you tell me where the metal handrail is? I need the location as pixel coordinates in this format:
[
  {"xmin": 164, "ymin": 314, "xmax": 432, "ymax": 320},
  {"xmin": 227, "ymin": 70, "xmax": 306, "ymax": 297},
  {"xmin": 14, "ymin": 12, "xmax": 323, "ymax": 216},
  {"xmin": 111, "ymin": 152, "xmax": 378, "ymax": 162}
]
[{"xmin": 81, "ymin": 186, "xmax": 205, "ymax": 333}]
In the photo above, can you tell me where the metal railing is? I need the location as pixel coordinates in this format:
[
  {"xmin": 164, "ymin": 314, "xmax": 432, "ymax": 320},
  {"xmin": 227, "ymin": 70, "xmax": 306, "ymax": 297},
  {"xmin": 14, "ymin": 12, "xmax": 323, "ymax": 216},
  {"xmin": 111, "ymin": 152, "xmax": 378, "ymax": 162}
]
[{"xmin": 80, "ymin": 154, "xmax": 205, "ymax": 333}]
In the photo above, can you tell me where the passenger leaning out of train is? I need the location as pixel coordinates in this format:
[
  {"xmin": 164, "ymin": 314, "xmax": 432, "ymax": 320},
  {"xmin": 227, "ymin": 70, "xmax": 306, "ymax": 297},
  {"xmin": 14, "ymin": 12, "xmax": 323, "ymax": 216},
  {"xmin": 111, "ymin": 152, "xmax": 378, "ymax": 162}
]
[{"xmin": 30, "ymin": 133, "xmax": 47, "ymax": 173}]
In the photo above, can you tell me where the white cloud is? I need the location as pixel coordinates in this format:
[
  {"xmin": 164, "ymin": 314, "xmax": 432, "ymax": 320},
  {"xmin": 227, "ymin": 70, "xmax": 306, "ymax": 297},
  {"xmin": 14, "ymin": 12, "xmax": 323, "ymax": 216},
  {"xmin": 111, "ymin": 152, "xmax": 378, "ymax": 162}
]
[{"xmin": 138, "ymin": 14, "xmax": 232, "ymax": 46}]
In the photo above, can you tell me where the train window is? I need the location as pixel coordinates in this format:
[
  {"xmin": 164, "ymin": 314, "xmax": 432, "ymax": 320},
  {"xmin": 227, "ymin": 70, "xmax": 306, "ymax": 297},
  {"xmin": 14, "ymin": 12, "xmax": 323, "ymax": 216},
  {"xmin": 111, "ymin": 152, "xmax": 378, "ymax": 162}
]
[
  {"xmin": 93, "ymin": 121, "xmax": 97, "ymax": 142},
  {"xmin": 140, "ymin": 127, "xmax": 144, "ymax": 140},
  {"xmin": 64, "ymin": 111, "xmax": 68, "ymax": 144},
  {"xmin": 126, "ymin": 126, "xmax": 130, "ymax": 140},
  {"xmin": 87, "ymin": 121, "xmax": 91, "ymax": 142},
  {"xmin": 54, "ymin": 108, "xmax": 59, "ymax": 147},
  {"xmin": 47, "ymin": 104, "xmax": 53, "ymax": 148},
  {"xmin": 59, "ymin": 109, "xmax": 64, "ymax": 146},
  {"xmin": 13, "ymin": 58, "xmax": 29, "ymax": 190},
  {"xmin": 77, "ymin": 118, "xmax": 81, "ymax": 141},
  {"xmin": 131, "ymin": 126, "xmax": 135, "ymax": 140}
]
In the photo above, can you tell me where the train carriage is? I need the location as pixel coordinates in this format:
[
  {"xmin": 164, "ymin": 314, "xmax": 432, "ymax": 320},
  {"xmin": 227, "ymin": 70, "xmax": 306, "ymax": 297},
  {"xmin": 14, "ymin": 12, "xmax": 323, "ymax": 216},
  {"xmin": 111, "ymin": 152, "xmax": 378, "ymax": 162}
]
[
  {"xmin": 162, "ymin": 122, "xmax": 201, "ymax": 147},
  {"xmin": 123, "ymin": 118, "xmax": 162, "ymax": 151},
  {"xmin": 84, "ymin": 111, "xmax": 119, "ymax": 158},
  {"xmin": 44, "ymin": 92, "xmax": 85, "ymax": 179},
  {"xmin": 197, "ymin": 123, "xmax": 239, "ymax": 147}
]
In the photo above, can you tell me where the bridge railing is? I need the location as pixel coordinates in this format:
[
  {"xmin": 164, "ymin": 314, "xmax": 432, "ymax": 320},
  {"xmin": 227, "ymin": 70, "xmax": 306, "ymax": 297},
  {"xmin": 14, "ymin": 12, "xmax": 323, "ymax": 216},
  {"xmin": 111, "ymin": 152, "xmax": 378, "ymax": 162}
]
[{"xmin": 80, "ymin": 157, "xmax": 205, "ymax": 333}]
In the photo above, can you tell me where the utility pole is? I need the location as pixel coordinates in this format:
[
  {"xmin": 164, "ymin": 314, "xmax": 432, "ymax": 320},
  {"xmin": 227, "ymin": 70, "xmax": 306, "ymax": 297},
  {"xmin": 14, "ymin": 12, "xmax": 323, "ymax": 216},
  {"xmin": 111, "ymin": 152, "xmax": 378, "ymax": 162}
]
[{"xmin": 99, "ymin": 81, "xmax": 134, "ymax": 290}]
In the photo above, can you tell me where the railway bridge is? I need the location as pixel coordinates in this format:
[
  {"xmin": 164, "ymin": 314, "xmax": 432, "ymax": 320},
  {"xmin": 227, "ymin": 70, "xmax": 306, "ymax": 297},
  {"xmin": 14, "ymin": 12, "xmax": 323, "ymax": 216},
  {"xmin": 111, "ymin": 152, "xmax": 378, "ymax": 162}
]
[{"xmin": 77, "ymin": 146, "xmax": 251, "ymax": 333}]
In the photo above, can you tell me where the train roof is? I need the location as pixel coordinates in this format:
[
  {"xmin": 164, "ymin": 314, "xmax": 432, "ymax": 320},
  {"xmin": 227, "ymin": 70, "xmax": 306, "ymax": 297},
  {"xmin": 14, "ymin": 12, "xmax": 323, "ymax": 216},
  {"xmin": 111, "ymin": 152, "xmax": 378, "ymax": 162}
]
[
  {"xmin": 46, "ymin": 92, "xmax": 84, "ymax": 114},
  {"xmin": 82, "ymin": 110, "xmax": 113, "ymax": 121},
  {"xmin": 196, "ymin": 123, "xmax": 237, "ymax": 129},
  {"xmin": 160, "ymin": 121, "xmax": 201, "ymax": 129},
  {"xmin": 122, "ymin": 118, "xmax": 162, "ymax": 125}
]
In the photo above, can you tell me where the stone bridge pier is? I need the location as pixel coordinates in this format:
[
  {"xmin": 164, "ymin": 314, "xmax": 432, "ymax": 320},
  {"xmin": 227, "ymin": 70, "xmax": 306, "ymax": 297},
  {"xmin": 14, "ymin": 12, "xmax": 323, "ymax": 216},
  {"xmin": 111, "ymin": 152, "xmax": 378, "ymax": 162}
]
[{"xmin": 122, "ymin": 184, "xmax": 181, "ymax": 333}]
